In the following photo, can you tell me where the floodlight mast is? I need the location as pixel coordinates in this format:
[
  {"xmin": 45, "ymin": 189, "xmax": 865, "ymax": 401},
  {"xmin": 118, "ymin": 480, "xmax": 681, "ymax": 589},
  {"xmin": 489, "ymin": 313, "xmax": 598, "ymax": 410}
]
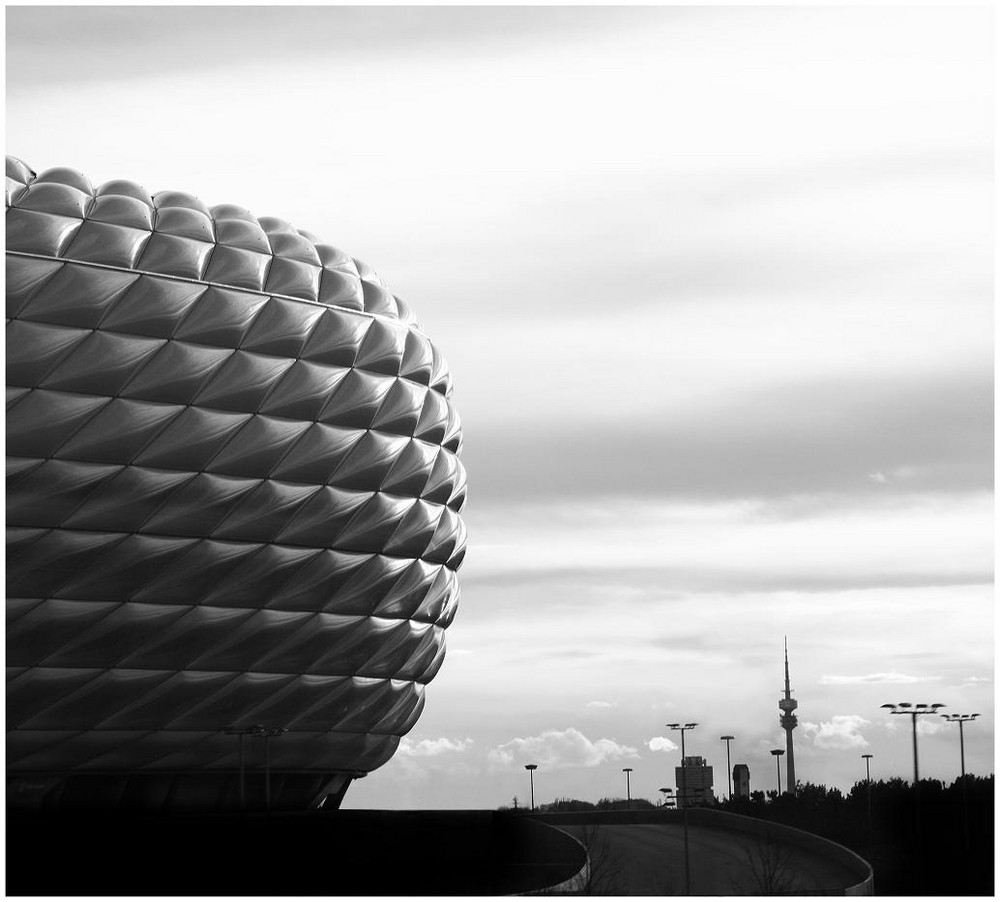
[
  {"xmin": 667, "ymin": 722, "xmax": 698, "ymax": 893},
  {"xmin": 881, "ymin": 703, "xmax": 945, "ymax": 783},
  {"xmin": 941, "ymin": 713, "xmax": 979, "ymax": 778},
  {"xmin": 941, "ymin": 713, "xmax": 979, "ymax": 860},
  {"xmin": 524, "ymin": 764, "xmax": 538, "ymax": 812}
]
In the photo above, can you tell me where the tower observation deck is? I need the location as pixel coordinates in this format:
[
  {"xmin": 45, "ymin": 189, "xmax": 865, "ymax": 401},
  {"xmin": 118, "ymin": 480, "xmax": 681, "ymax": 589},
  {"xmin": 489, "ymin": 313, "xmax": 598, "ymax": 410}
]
[{"xmin": 778, "ymin": 637, "xmax": 797, "ymax": 796}]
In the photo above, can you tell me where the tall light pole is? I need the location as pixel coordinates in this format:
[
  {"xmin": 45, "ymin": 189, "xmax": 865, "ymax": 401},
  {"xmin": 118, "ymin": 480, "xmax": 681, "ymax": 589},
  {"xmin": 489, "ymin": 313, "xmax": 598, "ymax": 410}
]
[
  {"xmin": 861, "ymin": 753, "xmax": 874, "ymax": 825},
  {"xmin": 882, "ymin": 702, "xmax": 943, "ymax": 886},
  {"xmin": 770, "ymin": 749, "xmax": 784, "ymax": 796},
  {"xmin": 225, "ymin": 724, "xmax": 264, "ymax": 812},
  {"xmin": 942, "ymin": 713, "xmax": 978, "ymax": 861},
  {"xmin": 525, "ymin": 764, "xmax": 537, "ymax": 812},
  {"xmin": 667, "ymin": 721, "xmax": 697, "ymax": 894},
  {"xmin": 720, "ymin": 735, "xmax": 735, "ymax": 801},
  {"xmin": 253, "ymin": 726, "xmax": 287, "ymax": 813},
  {"xmin": 622, "ymin": 767, "xmax": 633, "ymax": 809},
  {"xmin": 881, "ymin": 702, "xmax": 945, "ymax": 783},
  {"xmin": 941, "ymin": 713, "xmax": 978, "ymax": 779}
]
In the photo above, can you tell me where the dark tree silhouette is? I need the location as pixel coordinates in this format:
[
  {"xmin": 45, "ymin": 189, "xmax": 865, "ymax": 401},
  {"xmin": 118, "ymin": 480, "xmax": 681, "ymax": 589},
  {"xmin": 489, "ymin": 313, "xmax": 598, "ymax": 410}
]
[{"xmin": 720, "ymin": 775, "xmax": 994, "ymax": 895}]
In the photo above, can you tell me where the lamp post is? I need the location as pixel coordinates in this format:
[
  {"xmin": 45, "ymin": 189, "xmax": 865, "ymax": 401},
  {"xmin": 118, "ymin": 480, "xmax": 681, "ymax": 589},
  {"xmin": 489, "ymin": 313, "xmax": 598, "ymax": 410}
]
[
  {"xmin": 667, "ymin": 722, "xmax": 697, "ymax": 894},
  {"xmin": 720, "ymin": 735, "xmax": 735, "ymax": 801},
  {"xmin": 525, "ymin": 764, "xmax": 538, "ymax": 812},
  {"xmin": 770, "ymin": 749, "xmax": 784, "ymax": 796},
  {"xmin": 882, "ymin": 702, "xmax": 943, "ymax": 885},
  {"xmin": 942, "ymin": 713, "xmax": 978, "ymax": 861},
  {"xmin": 880, "ymin": 702, "xmax": 945, "ymax": 783},
  {"xmin": 622, "ymin": 767, "xmax": 633, "ymax": 810},
  {"xmin": 252, "ymin": 726, "xmax": 287, "ymax": 813},
  {"xmin": 940, "ymin": 713, "xmax": 978, "ymax": 779},
  {"xmin": 225, "ymin": 724, "xmax": 263, "ymax": 812},
  {"xmin": 861, "ymin": 753, "xmax": 874, "ymax": 826}
]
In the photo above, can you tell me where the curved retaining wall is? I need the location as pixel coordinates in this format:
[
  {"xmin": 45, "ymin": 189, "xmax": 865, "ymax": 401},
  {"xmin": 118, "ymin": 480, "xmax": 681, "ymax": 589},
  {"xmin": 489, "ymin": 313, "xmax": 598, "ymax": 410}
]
[
  {"xmin": 685, "ymin": 808, "xmax": 874, "ymax": 895},
  {"xmin": 535, "ymin": 808, "xmax": 873, "ymax": 895}
]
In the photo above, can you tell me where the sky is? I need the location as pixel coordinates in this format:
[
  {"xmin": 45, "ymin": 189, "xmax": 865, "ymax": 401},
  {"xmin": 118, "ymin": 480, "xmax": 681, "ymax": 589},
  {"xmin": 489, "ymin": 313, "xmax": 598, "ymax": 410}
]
[{"xmin": 6, "ymin": 4, "xmax": 993, "ymax": 810}]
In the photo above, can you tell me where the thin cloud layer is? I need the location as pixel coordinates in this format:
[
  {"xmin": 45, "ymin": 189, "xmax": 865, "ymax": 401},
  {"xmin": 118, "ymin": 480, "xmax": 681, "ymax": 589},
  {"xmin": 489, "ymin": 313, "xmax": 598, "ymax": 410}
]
[
  {"xmin": 488, "ymin": 728, "xmax": 639, "ymax": 769},
  {"xmin": 820, "ymin": 672, "xmax": 942, "ymax": 686}
]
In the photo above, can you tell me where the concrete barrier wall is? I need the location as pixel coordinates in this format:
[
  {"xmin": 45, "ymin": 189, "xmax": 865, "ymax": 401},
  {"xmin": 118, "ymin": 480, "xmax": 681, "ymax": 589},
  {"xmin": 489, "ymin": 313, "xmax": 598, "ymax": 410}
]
[
  {"xmin": 497, "ymin": 813, "xmax": 589, "ymax": 894},
  {"xmin": 534, "ymin": 808, "xmax": 873, "ymax": 895},
  {"xmin": 685, "ymin": 809, "xmax": 874, "ymax": 896}
]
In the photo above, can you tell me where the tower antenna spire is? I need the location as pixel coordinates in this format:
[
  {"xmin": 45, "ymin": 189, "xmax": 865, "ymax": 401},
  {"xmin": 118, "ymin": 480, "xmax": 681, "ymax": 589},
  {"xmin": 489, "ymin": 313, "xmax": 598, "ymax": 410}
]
[{"xmin": 778, "ymin": 637, "xmax": 798, "ymax": 796}]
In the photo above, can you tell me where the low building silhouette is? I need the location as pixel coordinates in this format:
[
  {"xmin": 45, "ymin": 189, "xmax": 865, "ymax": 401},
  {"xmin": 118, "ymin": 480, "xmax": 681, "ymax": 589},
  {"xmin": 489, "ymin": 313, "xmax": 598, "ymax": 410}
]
[
  {"xmin": 733, "ymin": 763, "xmax": 751, "ymax": 799},
  {"xmin": 675, "ymin": 755, "xmax": 714, "ymax": 807}
]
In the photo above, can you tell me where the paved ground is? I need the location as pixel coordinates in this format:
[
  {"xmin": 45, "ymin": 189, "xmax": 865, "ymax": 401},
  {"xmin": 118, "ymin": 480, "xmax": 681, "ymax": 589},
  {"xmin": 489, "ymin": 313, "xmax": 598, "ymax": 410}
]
[{"xmin": 559, "ymin": 822, "xmax": 860, "ymax": 895}]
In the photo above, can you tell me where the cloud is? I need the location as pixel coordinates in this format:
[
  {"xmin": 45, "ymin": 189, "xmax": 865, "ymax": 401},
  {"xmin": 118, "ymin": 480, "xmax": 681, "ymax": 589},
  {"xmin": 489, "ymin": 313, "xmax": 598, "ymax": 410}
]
[
  {"xmin": 647, "ymin": 736, "xmax": 680, "ymax": 753},
  {"xmin": 802, "ymin": 716, "xmax": 870, "ymax": 749},
  {"xmin": 950, "ymin": 675, "xmax": 993, "ymax": 689},
  {"xmin": 819, "ymin": 672, "xmax": 940, "ymax": 685},
  {"xmin": 463, "ymin": 371, "xmax": 992, "ymax": 505},
  {"xmin": 398, "ymin": 737, "xmax": 474, "ymax": 757},
  {"xmin": 487, "ymin": 728, "xmax": 638, "ymax": 768},
  {"xmin": 868, "ymin": 471, "xmax": 888, "ymax": 484},
  {"xmin": 586, "ymin": 701, "xmax": 615, "ymax": 709}
]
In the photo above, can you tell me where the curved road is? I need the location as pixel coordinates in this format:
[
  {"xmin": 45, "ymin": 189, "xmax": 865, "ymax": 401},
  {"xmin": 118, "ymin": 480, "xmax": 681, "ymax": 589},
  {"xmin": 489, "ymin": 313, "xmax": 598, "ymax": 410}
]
[{"xmin": 560, "ymin": 822, "xmax": 860, "ymax": 895}]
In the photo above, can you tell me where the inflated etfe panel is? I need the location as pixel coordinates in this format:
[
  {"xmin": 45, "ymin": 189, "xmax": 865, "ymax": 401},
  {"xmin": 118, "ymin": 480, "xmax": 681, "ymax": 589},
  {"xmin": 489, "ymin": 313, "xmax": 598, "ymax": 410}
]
[{"xmin": 5, "ymin": 156, "xmax": 467, "ymax": 811}]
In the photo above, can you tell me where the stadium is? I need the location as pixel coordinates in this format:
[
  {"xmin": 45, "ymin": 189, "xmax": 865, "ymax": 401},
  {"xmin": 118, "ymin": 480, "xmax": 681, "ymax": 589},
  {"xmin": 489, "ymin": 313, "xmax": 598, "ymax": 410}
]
[{"xmin": 6, "ymin": 156, "xmax": 467, "ymax": 813}]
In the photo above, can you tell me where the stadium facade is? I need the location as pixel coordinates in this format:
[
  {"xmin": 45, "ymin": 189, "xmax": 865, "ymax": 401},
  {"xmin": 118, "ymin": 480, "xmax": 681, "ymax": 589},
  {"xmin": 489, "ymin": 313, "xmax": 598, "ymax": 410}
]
[{"xmin": 6, "ymin": 157, "xmax": 467, "ymax": 811}]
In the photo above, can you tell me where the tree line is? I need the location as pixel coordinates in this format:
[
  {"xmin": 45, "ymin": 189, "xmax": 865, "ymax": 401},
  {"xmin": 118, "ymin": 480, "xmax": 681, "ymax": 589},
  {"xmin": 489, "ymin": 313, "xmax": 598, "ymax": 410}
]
[{"xmin": 719, "ymin": 775, "xmax": 993, "ymax": 896}]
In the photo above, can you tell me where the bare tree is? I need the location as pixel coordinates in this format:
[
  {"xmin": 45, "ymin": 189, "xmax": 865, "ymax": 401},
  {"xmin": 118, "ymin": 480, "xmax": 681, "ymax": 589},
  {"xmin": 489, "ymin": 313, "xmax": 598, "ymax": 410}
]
[
  {"xmin": 557, "ymin": 824, "xmax": 626, "ymax": 895},
  {"xmin": 730, "ymin": 829, "xmax": 815, "ymax": 895}
]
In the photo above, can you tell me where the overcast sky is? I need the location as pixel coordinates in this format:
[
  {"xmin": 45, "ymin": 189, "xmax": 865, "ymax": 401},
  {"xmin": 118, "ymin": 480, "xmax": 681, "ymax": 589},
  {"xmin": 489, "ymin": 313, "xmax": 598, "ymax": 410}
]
[{"xmin": 7, "ymin": 4, "xmax": 992, "ymax": 810}]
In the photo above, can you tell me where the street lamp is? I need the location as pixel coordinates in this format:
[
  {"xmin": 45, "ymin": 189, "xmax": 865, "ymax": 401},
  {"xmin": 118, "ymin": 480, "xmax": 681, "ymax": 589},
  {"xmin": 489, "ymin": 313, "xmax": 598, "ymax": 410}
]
[
  {"xmin": 225, "ymin": 724, "xmax": 263, "ymax": 812},
  {"xmin": 861, "ymin": 753, "xmax": 874, "ymax": 825},
  {"xmin": 622, "ymin": 767, "xmax": 633, "ymax": 810},
  {"xmin": 942, "ymin": 713, "xmax": 979, "ymax": 861},
  {"xmin": 667, "ymin": 722, "xmax": 697, "ymax": 894},
  {"xmin": 252, "ymin": 726, "xmax": 287, "ymax": 813},
  {"xmin": 720, "ymin": 735, "xmax": 735, "ymax": 801},
  {"xmin": 881, "ymin": 702, "xmax": 945, "ymax": 783},
  {"xmin": 770, "ymin": 749, "xmax": 784, "ymax": 796},
  {"xmin": 524, "ymin": 764, "xmax": 538, "ymax": 812},
  {"xmin": 941, "ymin": 713, "xmax": 979, "ymax": 779}
]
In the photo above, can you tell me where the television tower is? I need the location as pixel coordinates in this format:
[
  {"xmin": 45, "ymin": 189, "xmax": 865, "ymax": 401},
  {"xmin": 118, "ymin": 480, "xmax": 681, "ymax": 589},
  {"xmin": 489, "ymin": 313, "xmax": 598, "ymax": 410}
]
[{"xmin": 778, "ymin": 637, "xmax": 797, "ymax": 796}]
